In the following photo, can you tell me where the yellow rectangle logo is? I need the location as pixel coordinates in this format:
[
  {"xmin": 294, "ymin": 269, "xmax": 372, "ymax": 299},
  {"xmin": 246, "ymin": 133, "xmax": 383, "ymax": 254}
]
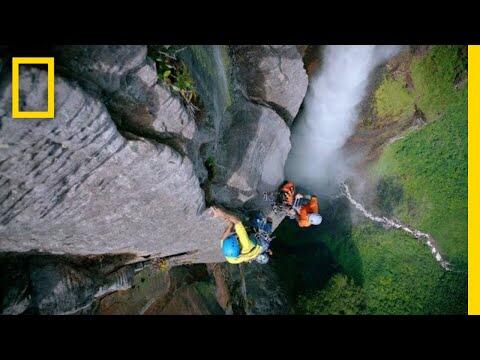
[
  {"xmin": 469, "ymin": 45, "xmax": 479, "ymax": 315},
  {"xmin": 11, "ymin": 57, "xmax": 55, "ymax": 119}
]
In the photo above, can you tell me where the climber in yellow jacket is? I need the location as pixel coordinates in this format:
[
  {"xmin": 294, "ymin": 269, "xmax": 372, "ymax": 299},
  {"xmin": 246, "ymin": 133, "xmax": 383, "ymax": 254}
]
[{"xmin": 210, "ymin": 206, "xmax": 271, "ymax": 264}]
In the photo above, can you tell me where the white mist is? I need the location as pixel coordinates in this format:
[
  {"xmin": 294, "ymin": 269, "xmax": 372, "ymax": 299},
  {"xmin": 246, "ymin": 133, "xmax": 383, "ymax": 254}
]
[{"xmin": 285, "ymin": 45, "xmax": 402, "ymax": 195}]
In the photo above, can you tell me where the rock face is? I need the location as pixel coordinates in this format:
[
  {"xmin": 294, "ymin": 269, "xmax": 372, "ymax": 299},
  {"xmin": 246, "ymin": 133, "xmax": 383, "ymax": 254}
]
[
  {"xmin": 231, "ymin": 45, "xmax": 308, "ymax": 124},
  {"xmin": 95, "ymin": 263, "xmax": 223, "ymax": 315},
  {"xmin": 214, "ymin": 261, "xmax": 290, "ymax": 315},
  {"xmin": 0, "ymin": 45, "xmax": 309, "ymax": 314},
  {"xmin": 56, "ymin": 45, "xmax": 196, "ymax": 142},
  {"xmin": 0, "ymin": 253, "xmax": 137, "ymax": 315},
  {"xmin": 211, "ymin": 102, "xmax": 291, "ymax": 207},
  {"xmin": 0, "ymin": 67, "xmax": 226, "ymax": 263},
  {"xmin": 177, "ymin": 45, "xmax": 306, "ymax": 208}
]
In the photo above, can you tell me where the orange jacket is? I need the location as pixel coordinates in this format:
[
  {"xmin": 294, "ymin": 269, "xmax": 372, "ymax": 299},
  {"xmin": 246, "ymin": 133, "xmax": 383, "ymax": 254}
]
[{"xmin": 297, "ymin": 196, "xmax": 319, "ymax": 227}]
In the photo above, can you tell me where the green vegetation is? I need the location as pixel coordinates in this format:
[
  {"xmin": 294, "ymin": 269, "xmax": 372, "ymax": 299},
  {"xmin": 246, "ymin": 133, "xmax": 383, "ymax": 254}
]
[
  {"xmin": 328, "ymin": 222, "xmax": 465, "ymax": 314},
  {"xmin": 367, "ymin": 45, "xmax": 467, "ymax": 313},
  {"xmin": 204, "ymin": 156, "xmax": 216, "ymax": 181},
  {"xmin": 372, "ymin": 88, "xmax": 467, "ymax": 266},
  {"xmin": 374, "ymin": 45, "xmax": 467, "ymax": 121},
  {"xmin": 375, "ymin": 75, "xmax": 415, "ymax": 119},
  {"xmin": 375, "ymin": 176, "xmax": 404, "ymax": 216},
  {"xmin": 411, "ymin": 45, "xmax": 467, "ymax": 120},
  {"xmin": 289, "ymin": 45, "xmax": 467, "ymax": 315},
  {"xmin": 148, "ymin": 45, "xmax": 200, "ymax": 114},
  {"xmin": 296, "ymin": 274, "xmax": 366, "ymax": 315}
]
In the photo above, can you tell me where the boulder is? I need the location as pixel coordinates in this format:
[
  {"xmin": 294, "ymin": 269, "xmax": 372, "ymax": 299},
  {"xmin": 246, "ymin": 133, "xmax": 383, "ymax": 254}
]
[
  {"xmin": 231, "ymin": 45, "xmax": 308, "ymax": 123},
  {"xmin": 212, "ymin": 101, "xmax": 291, "ymax": 207}
]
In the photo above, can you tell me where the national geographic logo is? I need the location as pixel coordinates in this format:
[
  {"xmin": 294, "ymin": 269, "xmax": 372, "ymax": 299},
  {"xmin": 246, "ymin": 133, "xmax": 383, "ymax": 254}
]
[{"xmin": 11, "ymin": 57, "xmax": 55, "ymax": 119}]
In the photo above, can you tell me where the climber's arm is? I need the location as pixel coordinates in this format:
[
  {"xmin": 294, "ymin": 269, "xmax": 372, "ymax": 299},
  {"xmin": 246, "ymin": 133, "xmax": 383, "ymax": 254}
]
[
  {"xmin": 220, "ymin": 222, "xmax": 235, "ymax": 241},
  {"xmin": 210, "ymin": 206, "xmax": 242, "ymax": 224}
]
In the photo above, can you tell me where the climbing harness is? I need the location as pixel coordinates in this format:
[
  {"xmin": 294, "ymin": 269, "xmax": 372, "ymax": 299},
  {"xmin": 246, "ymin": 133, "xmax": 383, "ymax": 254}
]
[
  {"xmin": 248, "ymin": 211, "xmax": 275, "ymax": 245},
  {"xmin": 263, "ymin": 191, "xmax": 294, "ymax": 217}
]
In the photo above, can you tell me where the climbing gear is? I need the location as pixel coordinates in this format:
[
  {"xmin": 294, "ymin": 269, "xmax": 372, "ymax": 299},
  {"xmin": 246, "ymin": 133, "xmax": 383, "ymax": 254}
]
[
  {"xmin": 292, "ymin": 195, "xmax": 311, "ymax": 212},
  {"xmin": 255, "ymin": 253, "xmax": 270, "ymax": 264},
  {"xmin": 263, "ymin": 181, "xmax": 298, "ymax": 217},
  {"xmin": 263, "ymin": 181, "xmax": 297, "ymax": 215},
  {"xmin": 222, "ymin": 234, "xmax": 241, "ymax": 258},
  {"xmin": 308, "ymin": 213, "xmax": 323, "ymax": 225},
  {"xmin": 248, "ymin": 211, "xmax": 275, "ymax": 246},
  {"xmin": 263, "ymin": 191, "xmax": 289, "ymax": 215},
  {"xmin": 249, "ymin": 211, "xmax": 273, "ymax": 234}
]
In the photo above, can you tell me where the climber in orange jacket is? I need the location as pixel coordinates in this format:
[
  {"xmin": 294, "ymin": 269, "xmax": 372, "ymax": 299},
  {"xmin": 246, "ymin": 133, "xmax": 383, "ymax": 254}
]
[
  {"xmin": 276, "ymin": 180, "xmax": 322, "ymax": 227},
  {"xmin": 293, "ymin": 194, "xmax": 322, "ymax": 227}
]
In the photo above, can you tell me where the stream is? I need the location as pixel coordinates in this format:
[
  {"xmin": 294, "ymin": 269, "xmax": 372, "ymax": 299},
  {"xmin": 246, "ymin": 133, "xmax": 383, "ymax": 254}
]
[{"xmin": 341, "ymin": 183, "xmax": 451, "ymax": 270}]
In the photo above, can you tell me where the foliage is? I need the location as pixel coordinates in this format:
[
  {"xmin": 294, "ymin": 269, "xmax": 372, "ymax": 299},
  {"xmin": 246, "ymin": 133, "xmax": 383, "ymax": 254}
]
[
  {"xmin": 153, "ymin": 258, "xmax": 169, "ymax": 271},
  {"xmin": 411, "ymin": 45, "xmax": 467, "ymax": 120},
  {"xmin": 374, "ymin": 75, "xmax": 415, "ymax": 119},
  {"xmin": 296, "ymin": 274, "xmax": 366, "ymax": 315},
  {"xmin": 362, "ymin": 45, "xmax": 468, "ymax": 313},
  {"xmin": 348, "ymin": 222, "xmax": 466, "ymax": 314},
  {"xmin": 371, "ymin": 87, "xmax": 467, "ymax": 266},
  {"xmin": 374, "ymin": 45, "xmax": 467, "ymax": 122},
  {"xmin": 204, "ymin": 156, "xmax": 216, "ymax": 181},
  {"xmin": 375, "ymin": 176, "xmax": 404, "ymax": 216},
  {"xmin": 148, "ymin": 45, "xmax": 199, "ymax": 115}
]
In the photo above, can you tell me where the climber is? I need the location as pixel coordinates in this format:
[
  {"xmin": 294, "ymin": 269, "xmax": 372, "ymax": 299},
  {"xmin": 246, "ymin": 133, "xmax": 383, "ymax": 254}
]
[
  {"xmin": 292, "ymin": 193, "xmax": 322, "ymax": 227},
  {"xmin": 279, "ymin": 181, "xmax": 296, "ymax": 207},
  {"xmin": 268, "ymin": 180, "xmax": 322, "ymax": 227},
  {"xmin": 210, "ymin": 206, "xmax": 272, "ymax": 265}
]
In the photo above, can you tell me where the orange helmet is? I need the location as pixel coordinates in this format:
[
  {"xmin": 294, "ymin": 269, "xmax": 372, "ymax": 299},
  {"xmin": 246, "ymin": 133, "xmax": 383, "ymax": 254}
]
[{"xmin": 279, "ymin": 181, "xmax": 295, "ymax": 206}]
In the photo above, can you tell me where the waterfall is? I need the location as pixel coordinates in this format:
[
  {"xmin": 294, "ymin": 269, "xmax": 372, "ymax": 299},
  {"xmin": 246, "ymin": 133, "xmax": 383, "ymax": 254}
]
[{"xmin": 286, "ymin": 45, "xmax": 401, "ymax": 195}]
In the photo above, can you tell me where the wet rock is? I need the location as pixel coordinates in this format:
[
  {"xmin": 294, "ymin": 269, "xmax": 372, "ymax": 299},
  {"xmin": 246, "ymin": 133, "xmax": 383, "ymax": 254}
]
[
  {"xmin": 95, "ymin": 265, "xmax": 171, "ymax": 315},
  {"xmin": 0, "ymin": 258, "xmax": 31, "ymax": 315},
  {"xmin": 221, "ymin": 262, "xmax": 290, "ymax": 315},
  {"xmin": 29, "ymin": 263, "xmax": 100, "ymax": 314},
  {"xmin": 212, "ymin": 101, "xmax": 291, "ymax": 207},
  {"xmin": 207, "ymin": 263, "xmax": 233, "ymax": 314},
  {"xmin": 0, "ymin": 253, "xmax": 138, "ymax": 315},
  {"xmin": 231, "ymin": 45, "xmax": 308, "ymax": 123},
  {"xmin": 95, "ymin": 263, "xmax": 223, "ymax": 315},
  {"xmin": 177, "ymin": 45, "xmax": 295, "ymax": 212},
  {"xmin": 159, "ymin": 282, "xmax": 223, "ymax": 315}
]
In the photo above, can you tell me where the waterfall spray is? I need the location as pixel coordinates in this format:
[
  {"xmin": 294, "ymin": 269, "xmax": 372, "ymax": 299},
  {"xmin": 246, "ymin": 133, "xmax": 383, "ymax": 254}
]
[{"xmin": 286, "ymin": 45, "xmax": 401, "ymax": 194}]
